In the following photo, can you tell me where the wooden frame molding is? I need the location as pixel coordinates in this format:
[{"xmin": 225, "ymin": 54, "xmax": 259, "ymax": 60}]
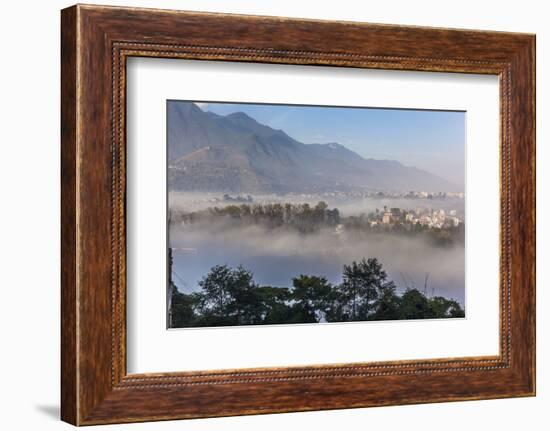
[{"xmin": 61, "ymin": 4, "xmax": 535, "ymax": 426}]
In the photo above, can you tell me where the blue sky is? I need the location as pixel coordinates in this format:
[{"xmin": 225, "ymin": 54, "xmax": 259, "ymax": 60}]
[{"xmin": 194, "ymin": 101, "xmax": 465, "ymax": 186}]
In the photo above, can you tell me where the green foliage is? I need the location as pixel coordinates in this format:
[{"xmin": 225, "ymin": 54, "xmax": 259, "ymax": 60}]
[
  {"xmin": 372, "ymin": 282, "xmax": 401, "ymax": 320},
  {"xmin": 340, "ymin": 258, "xmax": 393, "ymax": 320},
  {"xmin": 428, "ymin": 296, "xmax": 466, "ymax": 318},
  {"xmin": 170, "ymin": 261, "xmax": 465, "ymax": 328},
  {"xmin": 170, "ymin": 283, "xmax": 198, "ymax": 328},
  {"xmin": 180, "ymin": 201, "xmax": 341, "ymax": 234},
  {"xmin": 292, "ymin": 275, "xmax": 333, "ymax": 322},
  {"xmin": 399, "ymin": 288, "xmax": 431, "ymax": 319},
  {"xmin": 176, "ymin": 200, "xmax": 463, "ymax": 247}
]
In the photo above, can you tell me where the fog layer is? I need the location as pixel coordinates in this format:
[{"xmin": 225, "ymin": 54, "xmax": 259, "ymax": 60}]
[{"xmin": 170, "ymin": 219, "xmax": 465, "ymax": 305}]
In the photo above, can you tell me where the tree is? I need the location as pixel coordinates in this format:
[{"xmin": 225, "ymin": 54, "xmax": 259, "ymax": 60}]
[
  {"xmin": 224, "ymin": 205, "xmax": 242, "ymax": 218},
  {"xmin": 372, "ymin": 281, "xmax": 401, "ymax": 320},
  {"xmin": 256, "ymin": 286, "xmax": 293, "ymax": 324},
  {"xmin": 313, "ymin": 201, "xmax": 328, "ymax": 225},
  {"xmin": 291, "ymin": 275, "xmax": 333, "ymax": 322},
  {"xmin": 169, "ymin": 261, "xmax": 466, "ymax": 328},
  {"xmin": 197, "ymin": 264, "xmax": 234, "ymax": 314},
  {"xmin": 170, "ymin": 284, "xmax": 199, "ymax": 328},
  {"xmin": 296, "ymin": 203, "xmax": 313, "ymax": 233},
  {"xmin": 194, "ymin": 264, "xmax": 259, "ymax": 326},
  {"xmin": 324, "ymin": 286, "xmax": 350, "ymax": 322},
  {"xmin": 398, "ymin": 288, "xmax": 431, "ymax": 319},
  {"xmin": 225, "ymin": 266, "xmax": 263, "ymax": 324},
  {"xmin": 340, "ymin": 258, "xmax": 390, "ymax": 320},
  {"xmin": 428, "ymin": 296, "xmax": 465, "ymax": 318},
  {"xmin": 239, "ymin": 203, "xmax": 251, "ymax": 218},
  {"xmin": 327, "ymin": 208, "xmax": 340, "ymax": 226}
]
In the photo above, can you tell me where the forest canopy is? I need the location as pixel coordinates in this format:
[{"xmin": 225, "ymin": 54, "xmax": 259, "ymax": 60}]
[{"xmin": 170, "ymin": 257, "xmax": 465, "ymax": 328}]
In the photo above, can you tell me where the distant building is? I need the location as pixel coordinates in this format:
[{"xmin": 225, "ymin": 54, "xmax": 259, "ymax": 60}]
[
  {"xmin": 447, "ymin": 192, "xmax": 465, "ymax": 199},
  {"xmin": 419, "ymin": 214, "xmax": 433, "ymax": 227},
  {"xmin": 434, "ymin": 209, "xmax": 446, "ymax": 224},
  {"xmin": 448, "ymin": 216, "xmax": 460, "ymax": 227}
]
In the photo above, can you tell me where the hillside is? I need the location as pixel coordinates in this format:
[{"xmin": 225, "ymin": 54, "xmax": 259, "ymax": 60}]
[{"xmin": 167, "ymin": 102, "xmax": 460, "ymax": 193}]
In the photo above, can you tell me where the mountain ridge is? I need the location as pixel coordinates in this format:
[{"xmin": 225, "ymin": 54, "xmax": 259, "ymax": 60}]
[{"xmin": 167, "ymin": 102, "xmax": 461, "ymax": 194}]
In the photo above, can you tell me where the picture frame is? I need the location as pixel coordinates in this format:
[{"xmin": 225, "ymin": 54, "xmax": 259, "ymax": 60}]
[{"xmin": 61, "ymin": 4, "xmax": 535, "ymax": 425}]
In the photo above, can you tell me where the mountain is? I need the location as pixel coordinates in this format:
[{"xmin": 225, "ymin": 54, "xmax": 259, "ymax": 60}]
[{"xmin": 167, "ymin": 102, "xmax": 460, "ymax": 194}]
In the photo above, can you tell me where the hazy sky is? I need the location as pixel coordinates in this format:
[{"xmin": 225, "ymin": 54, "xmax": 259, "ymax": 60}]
[{"xmin": 195, "ymin": 101, "xmax": 465, "ymax": 186}]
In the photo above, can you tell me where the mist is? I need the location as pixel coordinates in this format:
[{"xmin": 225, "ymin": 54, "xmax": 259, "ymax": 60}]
[{"xmin": 170, "ymin": 216, "xmax": 465, "ymax": 305}]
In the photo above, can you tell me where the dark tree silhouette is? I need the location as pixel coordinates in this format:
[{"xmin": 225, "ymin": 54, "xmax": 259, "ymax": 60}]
[
  {"xmin": 170, "ymin": 284, "xmax": 198, "ymax": 328},
  {"xmin": 169, "ymin": 259, "xmax": 465, "ymax": 328},
  {"xmin": 291, "ymin": 275, "xmax": 333, "ymax": 323},
  {"xmin": 398, "ymin": 288, "xmax": 431, "ymax": 319},
  {"xmin": 428, "ymin": 296, "xmax": 465, "ymax": 318},
  {"xmin": 340, "ymin": 258, "xmax": 392, "ymax": 320},
  {"xmin": 372, "ymin": 282, "xmax": 401, "ymax": 321}
]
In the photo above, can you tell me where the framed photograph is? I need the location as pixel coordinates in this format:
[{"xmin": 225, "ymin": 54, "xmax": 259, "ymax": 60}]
[{"xmin": 61, "ymin": 4, "xmax": 535, "ymax": 425}]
